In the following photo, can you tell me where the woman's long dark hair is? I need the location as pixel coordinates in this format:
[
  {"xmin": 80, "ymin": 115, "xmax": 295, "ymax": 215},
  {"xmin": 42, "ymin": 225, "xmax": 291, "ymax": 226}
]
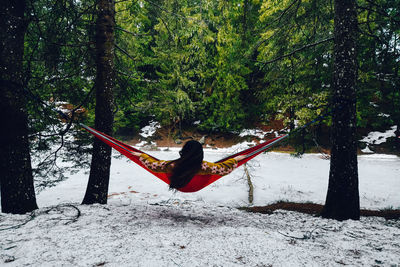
[{"xmin": 168, "ymin": 140, "xmax": 204, "ymax": 189}]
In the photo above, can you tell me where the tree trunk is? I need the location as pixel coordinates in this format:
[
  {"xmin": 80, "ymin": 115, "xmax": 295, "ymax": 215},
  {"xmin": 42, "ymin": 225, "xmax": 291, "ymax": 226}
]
[
  {"xmin": 0, "ymin": 0, "xmax": 38, "ymax": 214},
  {"xmin": 82, "ymin": 0, "xmax": 115, "ymax": 205},
  {"xmin": 321, "ymin": 0, "xmax": 360, "ymax": 220}
]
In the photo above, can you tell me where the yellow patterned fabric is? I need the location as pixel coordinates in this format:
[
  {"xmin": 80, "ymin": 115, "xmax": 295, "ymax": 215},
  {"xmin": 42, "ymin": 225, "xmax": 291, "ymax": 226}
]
[{"xmin": 139, "ymin": 154, "xmax": 238, "ymax": 176}]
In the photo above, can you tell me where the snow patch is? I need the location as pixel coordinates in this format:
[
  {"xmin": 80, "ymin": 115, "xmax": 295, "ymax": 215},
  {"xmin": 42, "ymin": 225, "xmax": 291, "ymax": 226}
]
[
  {"xmin": 361, "ymin": 145, "xmax": 374, "ymax": 154},
  {"xmin": 135, "ymin": 140, "xmax": 148, "ymax": 147},
  {"xmin": 378, "ymin": 113, "xmax": 390, "ymax": 118},
  {"xmin": 239, "ymin": 129, "xmax": 278, "ymax": 139},
  {"xmin": 369, "ymin": 102, "xmax": 379, "ymax": 107},
  {"xmin": 139, "ymin": 121, "xmax": 161, "ymax": 138},
  {"xmin": 360, "ymin": 125, "xmax": 397, "ymax": 145}
]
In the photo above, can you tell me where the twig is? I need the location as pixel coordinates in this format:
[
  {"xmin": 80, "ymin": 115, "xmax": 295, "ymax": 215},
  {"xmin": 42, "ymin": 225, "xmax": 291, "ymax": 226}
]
[
  {"xmin": 40, "ymin": 204, "xmax": 81, "ymax": 224},
  {"xmin": 258, "ymin": 37, "xmax": 334, "ymax": 67},
  {"xmin": 277, "ymin": 0, "xmax": 301, "ymax": 24},
  {"xmin": 171, "ymin": 259, "xmax": 182, "ymax": 267},
  {"xmin": 0, "ymin": 204, "xmax": 81, "ymax": 231},
  {"xmin": 0, "ymin": 213, "xmax": 36, "ymax": 231},
  {"xmin": 115, "ymin": 27, "xmax": 150, "ymax": 36},
  {"xmin": 310, "ymin": 128, "xmax": 330, "ymax": 160},
  {"xmin": 115, "ymin": 43, "xmax": 137, "ymax": 62},
  {"xmin": 260, "ymin": 0, "xmax": 300, "ymax": 32},
  {"xmin": 278, "ymin": 227, "xmax": 321, "ymax": 240}
]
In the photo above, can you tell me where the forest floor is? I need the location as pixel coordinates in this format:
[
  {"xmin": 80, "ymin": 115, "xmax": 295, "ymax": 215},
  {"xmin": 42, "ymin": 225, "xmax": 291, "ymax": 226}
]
[
  {"xmin": 1, "ymin": 145, "xmax": 399, "ymax": 266},
  {"xmin": 1, "ymin": 122, "xmax": 399, "ymax": 266},
  {"xmin": 1, "ymin": 198, "xmax": 400, "ymax": 267}
]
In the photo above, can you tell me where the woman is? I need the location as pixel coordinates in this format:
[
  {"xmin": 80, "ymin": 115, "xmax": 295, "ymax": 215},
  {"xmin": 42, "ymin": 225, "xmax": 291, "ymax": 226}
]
[{"xmin": 131, "ymin": 140, "xmax": 245, "ymax": 190}]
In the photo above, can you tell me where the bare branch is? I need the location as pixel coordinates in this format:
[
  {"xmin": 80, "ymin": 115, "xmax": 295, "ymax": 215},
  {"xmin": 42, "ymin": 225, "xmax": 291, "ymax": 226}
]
[
  {"xmin": 115, "ymin": 43, "xmax": 137, "ymax": 62},
  {"xmin": 115, "ymin": 27, "xmax": 150, "ymax": 36},
  {"xmin": 257, "ymin": 37, "xmax": 334, "ymax": 66},
  {"xmin": 278, "ymin": 0, "xmax": 301, "ymax": 24},
  {"xmin": 260, "ymin": 0, "xmax": 300, "ymax": 31}
]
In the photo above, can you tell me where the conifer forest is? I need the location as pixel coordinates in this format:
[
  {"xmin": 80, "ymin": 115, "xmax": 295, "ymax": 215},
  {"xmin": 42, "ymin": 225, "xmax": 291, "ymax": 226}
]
[{"xmin": 1, "ymin": 0, "xmax": 399, "ymax": 219}]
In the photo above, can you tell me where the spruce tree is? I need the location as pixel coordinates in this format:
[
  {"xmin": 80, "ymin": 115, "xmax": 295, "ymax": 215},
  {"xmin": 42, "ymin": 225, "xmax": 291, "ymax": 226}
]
[
  {"xmin": 0, "ymin": 0, "xmax": 38, "ymax": 214},
  {"xmin": 321, "ymin": 0, "xmax": 360, "ymax": 220},
  {"xmin": 82, "ymin": 0, "xmax": 115, "ymax": 204}
]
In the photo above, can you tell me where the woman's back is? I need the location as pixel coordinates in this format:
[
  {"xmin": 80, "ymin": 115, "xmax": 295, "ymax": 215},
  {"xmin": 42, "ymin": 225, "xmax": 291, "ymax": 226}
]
[
  {"xmin": 139, "ymin": 153, "xmax": 238, "ymax": 176},
  {"xmin": 133, "ymin": 140, "xmax": 243, "ymax": 189}
]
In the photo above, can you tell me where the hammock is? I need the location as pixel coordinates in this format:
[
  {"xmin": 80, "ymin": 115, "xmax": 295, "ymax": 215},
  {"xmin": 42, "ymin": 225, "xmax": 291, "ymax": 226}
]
[{"xmin": 81, "ymin": 124, "xmax": 288, "ymax": 193}]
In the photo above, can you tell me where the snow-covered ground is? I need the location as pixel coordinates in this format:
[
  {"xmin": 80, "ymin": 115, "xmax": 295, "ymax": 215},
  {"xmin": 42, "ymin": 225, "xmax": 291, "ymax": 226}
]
[
  {"xmin": 239, "ymin": 128, "xmax": 279, "ymax": 138},
  {"xmin": 37, "ymin": 148, "xmax": 400, "ymax": 210},
  {"xmin": 360, "ymin": 125, "xmax": 398, "ymax": 153},
  {"xmin": 1, "ymin": 148, "xmax": 400, "ymax": 266}
]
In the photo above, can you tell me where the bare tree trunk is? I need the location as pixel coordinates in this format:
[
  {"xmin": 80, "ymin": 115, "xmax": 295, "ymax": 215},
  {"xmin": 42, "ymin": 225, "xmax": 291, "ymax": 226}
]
[
  {"xmin": 321, "ymin": 0, "xmax": 360, "ymax": 220},
  {"xmin": 0, "ymin": 0, "xmax": 38, "ymax": 214},
  {"xmin": 82, "ymin": 0, "xmax": 115, "ymax": 205},
  {"xmin": 394, "ymin": 65, "xmax": 400, "ymax": 146},
  {"xmin": 244, "ymin": 164, "xmax": 254, "ymax": 205}
]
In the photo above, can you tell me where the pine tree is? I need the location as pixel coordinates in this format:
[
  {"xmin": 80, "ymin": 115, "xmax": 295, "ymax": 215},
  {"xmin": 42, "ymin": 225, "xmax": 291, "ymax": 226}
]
[
  {"xmin": 82, "ymin": 0, "xmax": 115, "ymax": 204},
  {"xmin": 0, "ymin": 0, "xmax": 38, "ymax": 214},
  {"xmin": 321, "ymin": 0, "xmax": 360, "ymax": 220}
]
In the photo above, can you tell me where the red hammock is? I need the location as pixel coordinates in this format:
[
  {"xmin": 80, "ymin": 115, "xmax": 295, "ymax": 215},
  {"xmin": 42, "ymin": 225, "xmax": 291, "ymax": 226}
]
[{"xmin": 81, "ymin": 124, "xmax": 288, "ymax": 193}]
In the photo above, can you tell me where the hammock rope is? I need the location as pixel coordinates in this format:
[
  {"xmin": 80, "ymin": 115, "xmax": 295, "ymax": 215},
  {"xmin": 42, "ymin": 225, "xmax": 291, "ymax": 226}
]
[
  {"xmin": 81, "ymin": 123, "xmax": 289, "ymax": 192},
  {"xmin": 18, "ymin": 79, "xmax": 330, "ymax": 192},
  {"xmin": 81, "ymin": 111, "xmax": 329, "ymax": 192}
]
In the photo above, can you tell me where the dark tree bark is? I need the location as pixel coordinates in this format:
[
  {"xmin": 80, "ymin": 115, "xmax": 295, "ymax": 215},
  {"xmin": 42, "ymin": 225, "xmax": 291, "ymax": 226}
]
[
  {"xmin": 82, "ymin": 0, "xmax": 115, "ymax": 204},
  {"xmin": 0, "ymin": 0, "xmax": 38, "ymax": 214},
  {"xmin": 321, "ymin": 0, "xmax": 360, "ymax": 220}
]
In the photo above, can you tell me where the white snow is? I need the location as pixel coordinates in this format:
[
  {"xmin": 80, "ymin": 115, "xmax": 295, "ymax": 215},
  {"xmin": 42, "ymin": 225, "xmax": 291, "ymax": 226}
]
[
  {"xmin": 322, "ymin": 83, "xmax": 331, "ymax": 88},
  {"xmin": 1, "ymin": 148, "xmax": 400, "ymax": 266},
  {"xmin": 360, "ymin": 125, "xmax": 398, "ymax": 145},
  {"xmin": 370, "ymin": 102, "xmax": 379, "ymax": 107},
  {"xmin": 139, "ymin": 121, "xmax": 161, "ymax": 138},
  {"xmin": 378, "ymin": 113, "xmax": 390, "ymax": 118},
  {"xmin": 239, "ymin": 129, "xmax": 278, "ymax": 139},
  {"xmin": 135, "ymin": 140, "xmax": 157, "ymax": 148},
  {"xmin": 134, "ymin": 140, "xmax": 148, "ymax": 147},
  {"xmin": 361, "ymin": 145, "xmax": 374, "ymax": 153}
]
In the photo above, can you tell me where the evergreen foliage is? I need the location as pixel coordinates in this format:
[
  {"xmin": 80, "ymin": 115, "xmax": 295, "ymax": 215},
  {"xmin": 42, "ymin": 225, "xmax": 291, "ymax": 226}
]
[
  {"xmin": 21, "ymin": 0, "xmax": 400, "ymax": 134},
  {"xmin": 6, "ymin": 0, "xmax": 399, "ymax": 192}
]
